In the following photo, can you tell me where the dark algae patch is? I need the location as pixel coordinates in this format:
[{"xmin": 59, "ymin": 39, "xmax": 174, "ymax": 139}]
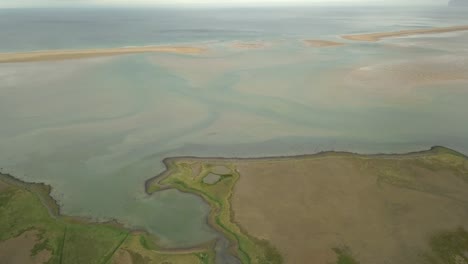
[
  {"xmin": 0, "ymin": 173, "xmax": 214, "ymax": 264},
  {"xmin": 333, "ymin": 247, "xmax": 360, "ymax": 264},
  {"xmin": 254, "ymin": 239, "xmax": 283, "ymax": 264},
  {"xmin": 30, "ymin": 230, "xmax": 50, "ymax": 257},
  {"xmin": 423, "ymin": 227, "xmax": 468, "ymax": 264},
  {"xmin": 128, "ymin": 250, "xmax": 151, "ymax": 264}
]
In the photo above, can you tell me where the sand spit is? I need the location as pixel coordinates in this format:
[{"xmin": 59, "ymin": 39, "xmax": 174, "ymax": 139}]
[
  {"xmin": 304, "ymin": 39, "xmax": 345, "ymax": 47},
  {"xmin": 342, "ymin": 25, "xmax": 468, "ymax": 42},
  {"xmin": 0, "ymin": 46, "xmax": 206, "ymax": 63}
]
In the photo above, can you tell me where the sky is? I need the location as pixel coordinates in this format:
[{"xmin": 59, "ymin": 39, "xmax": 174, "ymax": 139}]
[{"xmin": 0, "ymin": 0, "xmax": 447, "ymax": 8}]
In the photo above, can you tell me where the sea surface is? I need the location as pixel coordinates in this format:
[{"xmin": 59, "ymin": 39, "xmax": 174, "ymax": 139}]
[{"xmin": 1, "ymin": 6, "xmax": 468, "ymax": 248}]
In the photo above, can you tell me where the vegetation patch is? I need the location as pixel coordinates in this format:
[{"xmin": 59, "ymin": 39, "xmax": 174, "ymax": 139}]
[
  {"xmin": 423, "ymin": 227, "xmax": 468, "ymax": 264},
  {"xmin": 30, "ymin": 231, "xmax": 50, "ymax": 257},
  {"xmin": 332, "ymin": 246, "xmax": 360, "ymax": 264}
]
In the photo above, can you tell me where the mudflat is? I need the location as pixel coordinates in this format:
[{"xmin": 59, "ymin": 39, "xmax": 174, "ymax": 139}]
[
  {"xmin": 0, "ymin": 46, "xmax": 205, "ymax": 63},
  {"xmin": 342, "ymin": 25, "xmax": 468, "ymax": 41}
]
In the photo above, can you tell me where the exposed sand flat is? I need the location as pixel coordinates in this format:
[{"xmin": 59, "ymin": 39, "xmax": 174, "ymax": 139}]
[
  {"xmin": 346, "ymin": 55, "xmax": 468, "ymax": 92},
  {"xmin": 231, "ymin": 42, "xmax": 267, "ymax": 49},
  {"xmin": 0, "ymin": 46, "xmax": 206, "ymax": 63},
  {"xmin": 304, "ymin": 39, "xmax": 344, "ymax": 47},
  {"xmin": 342, "ymin": 25, "xmax": 468, "ymax": 42}
]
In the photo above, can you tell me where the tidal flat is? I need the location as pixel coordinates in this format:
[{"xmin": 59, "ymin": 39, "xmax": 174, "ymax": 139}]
[
  {"xmin": 0, "ymin": 46, "xmax": 205, "ymax": 63},
  {"xmin": 341, "ymin": 25, "xmax": 468, "ymax": 42},
  {"xmin": 1, "ymin": 34, "xmax": 468, "ymax": 249},
  {"xmin": 1, "ymin": 6, "xmax": 468, "ymax": 261}
]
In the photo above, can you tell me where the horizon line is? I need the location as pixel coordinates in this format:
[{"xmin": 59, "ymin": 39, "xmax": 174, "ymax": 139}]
[{"xmin": 0, "ymin": 3, "xmax": 448, "ymax": 9}]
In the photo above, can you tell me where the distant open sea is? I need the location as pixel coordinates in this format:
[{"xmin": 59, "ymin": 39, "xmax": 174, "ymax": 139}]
[
  {"xmin": 1, "ymin": 6, "xmax": 468, "ymax": 255},
  {"xmin": 1, "ymin": 6, "xmax": 468, "ymax": 52}
]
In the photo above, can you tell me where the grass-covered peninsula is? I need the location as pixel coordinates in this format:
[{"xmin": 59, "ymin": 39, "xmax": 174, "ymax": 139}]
[
  {"xmin": 146, "ymin": 162, "xmax": 282, "ymax": 264},
  {"xmin": 146, "ymin": 146, "xmax": 468, "ymax": 264}
]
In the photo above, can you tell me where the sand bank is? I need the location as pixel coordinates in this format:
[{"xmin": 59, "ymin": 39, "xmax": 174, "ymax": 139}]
[
  {"xmin": 0, "ymin": 46, "xmax": 206, "ymax": 63},
  {"xmin": 342, "ymin": 25, "xmax": 468, "ymax": 42},
  {"xmin": 304, "ymin": 39, "xmax": 344, "ymax": 47},
  {"xmin": 231, "ymin": 42, "xmax": 268, "ymax": 49}
]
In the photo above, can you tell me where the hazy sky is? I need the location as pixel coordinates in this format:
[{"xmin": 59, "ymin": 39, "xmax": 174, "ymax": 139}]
[{"xmin": 0, "ymin": 0, "xmax": 447, "ymax": 8}]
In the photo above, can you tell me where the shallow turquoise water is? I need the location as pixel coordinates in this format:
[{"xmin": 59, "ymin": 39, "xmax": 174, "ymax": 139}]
[{"xmin": 1, "ymin": 7, "xmax": 468, "ymax": 248}]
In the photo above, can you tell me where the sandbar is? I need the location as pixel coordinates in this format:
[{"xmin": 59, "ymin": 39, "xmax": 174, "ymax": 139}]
[
  {"xmin": 0, "ymin": 46, "xmax": 206, "ymax": 63},
  {"xmin": 231, "ymin": 42, "xmax": 268, "ymax": 49},
  {"xmin": 304, "ymin": 39, "xmax": 345, "ymax": 47},
  {"xmin": 342, "ymin": 25, "xmax": 468, "ymax": 42}
]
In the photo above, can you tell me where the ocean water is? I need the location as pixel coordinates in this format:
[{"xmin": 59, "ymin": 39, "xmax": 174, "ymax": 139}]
[
  {"xmin": 1, "ymin": 6, "xmax": 468, "ymax": 249},
  {"xmin": 1, "ymin": 6, "xmax": 468, "ymax": 52}
]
